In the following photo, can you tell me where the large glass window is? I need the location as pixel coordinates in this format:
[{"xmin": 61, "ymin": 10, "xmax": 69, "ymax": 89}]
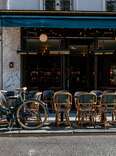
[
  {"xmin": 0, "ymin": 0, "xmax": 7, "ymax": 9},
  {"xmin": 109, "ymin": 65, "xmax": 116, "ymax": 85},
  {"xmin": 106, "ymin": 0, "xmax": 116, "ymax": 11},
  {"xmin": 45, "ymin": 0, "xmax": 72, "ymax": 11},
  {"xmin": 61, "ymin": 0, "xmax": 71, "ymax": 11},
  {"xmin": 45, "ymin": 0, "xmax": 55, "ymax": 10},
  {"xmin": 7, "ymin": 0, "xmax": 40, "ymax": 10}
]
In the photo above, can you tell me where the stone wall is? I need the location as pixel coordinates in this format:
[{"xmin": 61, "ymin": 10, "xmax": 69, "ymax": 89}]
[
  {"xmin": 0, "ymin": 0, "xmax": 7, "ymax": 9},
  {"xmin": 2, "ymin": 27, "xmax": 21, "ymax": 91},
  {"xmin": 8, "ymin": 0, "xmax": 41, "ymax": 10},
  {"xmin": 0, "ymin": 29, "xmax": 2, "ymax": 89},
  {"xmin": 77, "ymin": 0, "xmax": 104, "ymax": 11}
]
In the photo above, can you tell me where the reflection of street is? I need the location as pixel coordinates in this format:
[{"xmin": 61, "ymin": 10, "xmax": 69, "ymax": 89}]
[{"xmin": 0, "ymin": 135, "xmax": 116, "ymax": 156}]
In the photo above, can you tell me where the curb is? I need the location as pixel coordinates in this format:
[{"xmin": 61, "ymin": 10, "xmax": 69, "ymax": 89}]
[{"xmin": 1, "ymin": 128, "xmax": 116, "ymax": 137}]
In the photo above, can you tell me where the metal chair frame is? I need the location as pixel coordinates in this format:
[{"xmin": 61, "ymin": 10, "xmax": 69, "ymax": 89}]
[{"xmin": 53, "ymin": 90, "xmax": 72, "ymax": 127}]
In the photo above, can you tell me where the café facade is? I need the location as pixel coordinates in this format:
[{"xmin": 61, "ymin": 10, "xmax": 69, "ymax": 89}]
[{"xmin": 1, "ymin": 10, "xmax": 116, "ymax": 93}]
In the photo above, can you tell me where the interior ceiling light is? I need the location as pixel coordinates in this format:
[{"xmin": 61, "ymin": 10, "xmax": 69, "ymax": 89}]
[{"xmin": 40, "ymin": 33, "xmax": 48, "ymax": 42}]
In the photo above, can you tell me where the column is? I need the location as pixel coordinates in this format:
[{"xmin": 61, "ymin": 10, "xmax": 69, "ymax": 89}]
[
  {"xmin": 0, "ymin": 27, "xmax": 3, "ymax": 89},
  {"xmin": 73, "ymin": 0, "xmax": 78, "ymax": 11},
  {"xmin": 39, "ymin": 0, "xmax": 44, "ymax": 10},
  {"xmin": 102, "ymin": 0, "xmax": 106, "ymax": 11},
  {"xmin": 3, "ymin": 28, "xmax": 21, "ymax": 91},
  {"xmin": 94, "ymin": 39, "xmax": 98, "ymax": 90},
  {"xmin": 7, "ymin": 0, "xmax": 10, "ymax": 9}
]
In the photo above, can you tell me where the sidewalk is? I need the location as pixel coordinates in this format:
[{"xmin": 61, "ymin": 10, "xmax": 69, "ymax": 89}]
[{"xmin": 0, "ymin": 112, "xmax": 116, "ymax": 136}]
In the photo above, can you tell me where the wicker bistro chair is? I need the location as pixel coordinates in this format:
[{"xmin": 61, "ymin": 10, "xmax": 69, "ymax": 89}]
[
  {"xmin": 76, "ymin": 92, "xmax": 97, "ymax": 128},
  {"xmin": 90, "ymin": 90, "xmax": 103, "ymax": 116},
  {"xmin": 100, "ymin": 92, "xmax": 116, "ymax": 126},
  {"xmin": 53, "ymin": 90, "xmax": 72, "ymax": 127}
]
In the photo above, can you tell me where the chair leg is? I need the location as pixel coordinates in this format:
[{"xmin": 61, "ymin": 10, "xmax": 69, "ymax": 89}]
[
  {"xmin": 61, "ymin": 112, "xmax": 64, "ymax": 122},
  {"xmin": 77, "ymin": 111, "xmax": 81, "ymax": 128},
  {"xmin": 112, "ymin": 112, "xmax": 114, "ymax": 121},
  {"xmin": 100, "ymin": 112, "xmax": 107, "ymax": 127},
  {"xmin": 112, "ymin": 109, "xmax": 116, "ymax": 123},
  {"xmin": 55, "ymin": 112, "xmax": 60, "ymax": 127},
  {"xmin": 65, "ymin": 112, "xmax": 71, "ymax": 127},
  {"xmin": 89, "ymin": 113, "xmax": 96, "ymax": 128},
  {"xmin": 75, "ymin": 113, "xmax": 80, "ymax": 128}
]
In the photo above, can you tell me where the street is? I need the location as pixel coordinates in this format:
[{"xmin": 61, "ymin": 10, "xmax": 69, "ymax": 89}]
[{"xmin": 0, "ymin": 135, "xmax": 116, "ymax": 156}]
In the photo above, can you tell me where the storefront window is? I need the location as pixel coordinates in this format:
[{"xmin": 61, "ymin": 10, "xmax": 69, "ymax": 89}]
[
  {"xmin": 45, "ymin": 0, "xmax": 55, "ymax": 10},
  {"xmin": 106, "ymin": 0, "xmax": 116, "ymax": 11},
  {"xmin": 110, "ymin": 65, "xmax": 116, "ymax": 85},
  {"xmin": 45, "ymin": 0, "xmax": 71, "ymax": 11},
  {"xmin": 61, "ymin": 0, "xmax": 71, "ymax": 11}
]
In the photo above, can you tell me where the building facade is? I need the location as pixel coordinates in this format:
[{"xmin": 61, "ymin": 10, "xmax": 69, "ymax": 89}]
[
  {"xmin": 0, "ymin": 0, "xmax": 7, "ymax": 9},
  {"xmin": 0, "ymin": 0, "xmax": 112, "ymax": 11},
  {"xmin": 1, "ymin": 0, "xmax": 116, "ymax": 92}
]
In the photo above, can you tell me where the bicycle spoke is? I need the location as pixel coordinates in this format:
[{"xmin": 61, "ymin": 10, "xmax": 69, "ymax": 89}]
[{"xmin": 16, "ymin": 100, "xmax": 47, "ymax": 129}]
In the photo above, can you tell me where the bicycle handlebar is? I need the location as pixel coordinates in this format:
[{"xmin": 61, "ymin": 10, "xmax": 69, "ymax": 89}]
[{"xmin": 16, "ymin": 87, "xmax": 27, "ymax": 92}]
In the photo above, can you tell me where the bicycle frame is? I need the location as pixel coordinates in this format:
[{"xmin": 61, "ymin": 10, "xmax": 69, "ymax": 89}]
[
  {"xmin": 0, "ymin": 87, "xmax": 48, "ymax": 130},
  {"xmin": 0, "ymin": 87, "xmax": 28, "ymax": 128}
]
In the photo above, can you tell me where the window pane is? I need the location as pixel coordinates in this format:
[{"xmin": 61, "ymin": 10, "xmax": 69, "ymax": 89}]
[
  {"xmin": 45, "ymin": 0, "xmax": 55, "ymax": 10},
  {"xmin": 106, "ymin": 1, "xmax": 116, "ymax": 11},
  {"xmin": 61, "ymin": 0, "xmax": 70, "ymax": 11}
]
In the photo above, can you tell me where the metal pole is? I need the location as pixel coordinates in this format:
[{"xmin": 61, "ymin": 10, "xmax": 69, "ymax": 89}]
[
  {"xmin": 0, "ymin": 17, "xmax": 3, "ymax": 89},
  {"xmin": 62, "ymin": 54, "xmax": 66, "ymax": 90},
  {"xmin": 67, "ymin": 54, "xmax": 70, "ymax": 90},
  {"xmin": 94, "ymin": 39, "xmax": 98, "ymax": 90},
  {"xmin": 94, "ymin": 55, "xmax": 98, "ymax": 89}
]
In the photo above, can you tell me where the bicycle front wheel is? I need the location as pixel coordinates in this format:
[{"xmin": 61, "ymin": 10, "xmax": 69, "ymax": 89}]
[{"xmin": 16, "ymin": 100, "xmax": 47, "ymax": 129}]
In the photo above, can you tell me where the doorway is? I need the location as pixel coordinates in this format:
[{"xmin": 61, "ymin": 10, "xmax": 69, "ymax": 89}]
[
  {"xmin": 21, "ymin": 52, "xmax": 95, "ymax": 93},
  {"xmin": 21, "ymin": 54, "xmax": 68, "ymax": 91}
]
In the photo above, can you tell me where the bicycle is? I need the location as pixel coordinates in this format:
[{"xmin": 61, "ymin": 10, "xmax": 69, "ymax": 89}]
[{"xmin": 0, "ymin": 87, "xmax": 48, "ymax": 130}]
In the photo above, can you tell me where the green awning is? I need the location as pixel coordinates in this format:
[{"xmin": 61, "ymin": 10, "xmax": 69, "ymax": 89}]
[{"xmin": 1, "ymin": 15, "xmax": 116, "ymax": 28}]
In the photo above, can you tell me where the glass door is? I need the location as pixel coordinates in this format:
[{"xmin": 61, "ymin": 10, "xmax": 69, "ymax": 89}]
[
  {"xmin": 21, "ymin": 54, "xmax": 63, "ymax": 91},
  {"xmin": 69, "ymin": 54, "xmax": 94, "ymax": 93}
]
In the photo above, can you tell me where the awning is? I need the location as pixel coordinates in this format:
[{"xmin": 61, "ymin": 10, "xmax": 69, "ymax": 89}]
[{"xmin": 1, "ymin": 15, "xmax": 116, "ymax": 28}]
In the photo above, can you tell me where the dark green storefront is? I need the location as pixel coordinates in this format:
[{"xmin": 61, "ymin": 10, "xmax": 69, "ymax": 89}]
[{"xmin": 1, "ymin": 11, "xmax": 116, "ymax": 92}]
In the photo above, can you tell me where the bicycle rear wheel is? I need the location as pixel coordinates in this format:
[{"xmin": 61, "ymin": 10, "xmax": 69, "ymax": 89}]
[{"xmin": 16, "ymin": 100, "xmax": 47, "ymax": 129}]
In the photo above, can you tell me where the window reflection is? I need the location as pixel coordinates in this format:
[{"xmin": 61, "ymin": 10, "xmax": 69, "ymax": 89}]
[{"xmin": 110, "ymin": 65, "xmax": 116, "ymax": 85}]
